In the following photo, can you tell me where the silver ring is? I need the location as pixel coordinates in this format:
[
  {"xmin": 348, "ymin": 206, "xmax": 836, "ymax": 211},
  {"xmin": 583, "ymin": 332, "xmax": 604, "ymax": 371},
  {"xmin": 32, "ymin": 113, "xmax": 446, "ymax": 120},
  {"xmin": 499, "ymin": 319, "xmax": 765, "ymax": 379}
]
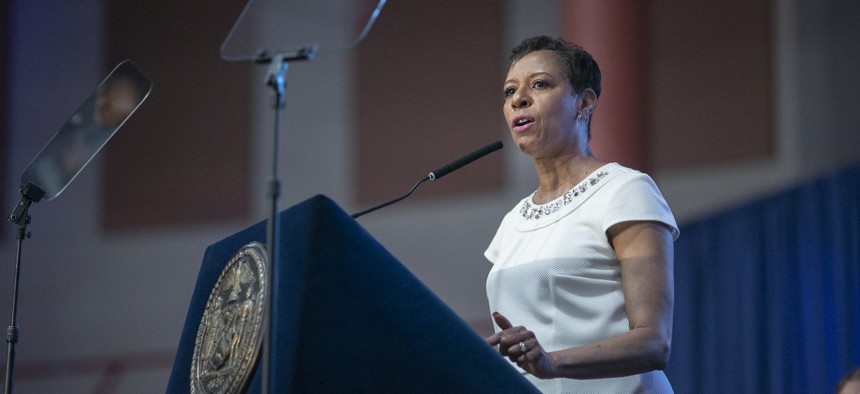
[{"xmin": 519, "ymin": 341, "xmax": 527, "ymax": 354}]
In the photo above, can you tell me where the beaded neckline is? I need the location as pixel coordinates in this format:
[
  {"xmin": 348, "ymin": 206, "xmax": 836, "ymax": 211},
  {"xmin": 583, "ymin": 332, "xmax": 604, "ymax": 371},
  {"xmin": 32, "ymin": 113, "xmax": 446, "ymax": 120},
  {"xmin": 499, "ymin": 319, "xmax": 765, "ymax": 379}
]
[{"xmin": 519, "ymin": 171, "xmax": 609, "ymax": 220}]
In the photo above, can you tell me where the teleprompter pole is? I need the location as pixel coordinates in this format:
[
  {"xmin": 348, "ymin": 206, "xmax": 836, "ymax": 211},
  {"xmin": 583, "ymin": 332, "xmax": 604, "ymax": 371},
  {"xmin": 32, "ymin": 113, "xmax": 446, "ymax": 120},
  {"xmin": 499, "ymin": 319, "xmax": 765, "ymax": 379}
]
[
  {"xmin": 258, "ymin": 47, "xmax": 314, "ymax": 394},
  {"xmin": 5, "ymin": 182, "xmax": 45, "ymax": 394}
]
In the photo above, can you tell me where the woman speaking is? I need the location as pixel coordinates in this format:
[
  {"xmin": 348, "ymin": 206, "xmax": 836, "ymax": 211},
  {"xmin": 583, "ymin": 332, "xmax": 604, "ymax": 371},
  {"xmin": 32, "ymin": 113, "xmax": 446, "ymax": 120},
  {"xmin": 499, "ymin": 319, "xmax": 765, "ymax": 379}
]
[{"xmin": 484, "ymin": 36, "xmax": 680, "ymax": 393}]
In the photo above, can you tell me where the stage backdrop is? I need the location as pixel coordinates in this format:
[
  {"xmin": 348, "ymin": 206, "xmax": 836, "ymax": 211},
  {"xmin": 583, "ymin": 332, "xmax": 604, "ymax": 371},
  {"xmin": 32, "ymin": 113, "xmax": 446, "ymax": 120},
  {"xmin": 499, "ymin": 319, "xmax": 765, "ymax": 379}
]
[
  {"xmin": 666, "ymin": 163, "xmax": 860, "ymax": 393},
  {"xmin": 1, "ymin": 0, "xmax": 9, "ymax": 236}
]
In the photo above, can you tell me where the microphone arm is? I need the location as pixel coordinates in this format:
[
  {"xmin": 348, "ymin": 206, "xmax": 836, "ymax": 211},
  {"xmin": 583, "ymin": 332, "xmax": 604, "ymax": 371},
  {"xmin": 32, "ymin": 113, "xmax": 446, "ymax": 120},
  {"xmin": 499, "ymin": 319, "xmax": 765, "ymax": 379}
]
[
  {"xmin": 351, "ymin": 140, "xmax": 503, "ymax": 219},
  {"xmin": 428, "ymin": 140, "xmax": 503, "ymax": 180},
  {"xmin": 350, "ymin": 176, "xmax": 430, "ymax": 219}
]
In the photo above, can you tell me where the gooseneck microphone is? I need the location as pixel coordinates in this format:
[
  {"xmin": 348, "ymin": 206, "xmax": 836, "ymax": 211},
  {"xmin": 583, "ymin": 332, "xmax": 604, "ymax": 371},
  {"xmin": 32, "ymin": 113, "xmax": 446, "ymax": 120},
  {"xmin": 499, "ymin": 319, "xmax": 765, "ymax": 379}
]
[
  {"xmin": 428, "ymin": 140, "xmax": 503, "ymax": 180},
  {"xmin": 351, "ymin": 140, "xmax": 503, "ymax": 219}
]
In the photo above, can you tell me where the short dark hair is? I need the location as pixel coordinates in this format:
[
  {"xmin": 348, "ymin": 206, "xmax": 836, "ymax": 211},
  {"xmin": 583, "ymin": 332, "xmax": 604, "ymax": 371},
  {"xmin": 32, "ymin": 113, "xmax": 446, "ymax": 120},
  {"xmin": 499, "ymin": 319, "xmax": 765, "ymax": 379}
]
[{"xmin": 508, "ymin": 35, "xmax": 601, "ymax": 98}]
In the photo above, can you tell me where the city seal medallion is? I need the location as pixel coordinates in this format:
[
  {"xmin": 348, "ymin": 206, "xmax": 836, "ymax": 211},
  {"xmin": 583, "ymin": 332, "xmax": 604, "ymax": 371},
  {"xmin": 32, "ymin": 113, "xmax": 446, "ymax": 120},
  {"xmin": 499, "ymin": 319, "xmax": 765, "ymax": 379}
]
[{"xmin": 191, "ymin": 242, "xmax": 267, "ymax": 394}]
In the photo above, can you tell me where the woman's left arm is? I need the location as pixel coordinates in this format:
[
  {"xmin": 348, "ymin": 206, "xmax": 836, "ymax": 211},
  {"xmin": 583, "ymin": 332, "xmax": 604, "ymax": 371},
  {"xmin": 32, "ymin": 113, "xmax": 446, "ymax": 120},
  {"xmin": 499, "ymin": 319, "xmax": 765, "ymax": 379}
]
[
  {"xmin": 487, "ymin": 220, "xmax": 674, "ymax": 379},
  {"xmin": 609, "ymin": 220, "xmax": 675, "ymax": 369}
]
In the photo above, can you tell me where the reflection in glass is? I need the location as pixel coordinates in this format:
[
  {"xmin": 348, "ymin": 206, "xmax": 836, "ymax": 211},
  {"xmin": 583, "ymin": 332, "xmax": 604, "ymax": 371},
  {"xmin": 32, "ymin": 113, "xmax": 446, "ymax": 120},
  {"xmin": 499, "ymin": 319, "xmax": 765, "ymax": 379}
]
[
  {"xmin": 221, "ymin": 0, "xmax": 387, "ymax": 61},
  {"xmin": 19, "ymin": 60, "xmax": 152, "ymax": 201}
]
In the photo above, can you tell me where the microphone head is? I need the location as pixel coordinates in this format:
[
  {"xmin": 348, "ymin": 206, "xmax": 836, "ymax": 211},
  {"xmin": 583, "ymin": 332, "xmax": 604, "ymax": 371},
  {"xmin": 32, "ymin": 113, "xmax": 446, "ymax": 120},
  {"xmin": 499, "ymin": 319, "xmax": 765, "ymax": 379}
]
[{"xmin": 428, "ymin": 140, "xmax": 503, "ymax": 180}]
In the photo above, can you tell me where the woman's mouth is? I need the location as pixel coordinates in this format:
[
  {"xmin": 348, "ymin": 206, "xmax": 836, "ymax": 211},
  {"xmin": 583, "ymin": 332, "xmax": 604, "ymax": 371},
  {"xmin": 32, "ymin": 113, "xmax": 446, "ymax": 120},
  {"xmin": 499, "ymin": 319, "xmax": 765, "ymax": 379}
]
[{"xmin": 512, "ymin": 116, "xmax": 535, "ymax": 132}]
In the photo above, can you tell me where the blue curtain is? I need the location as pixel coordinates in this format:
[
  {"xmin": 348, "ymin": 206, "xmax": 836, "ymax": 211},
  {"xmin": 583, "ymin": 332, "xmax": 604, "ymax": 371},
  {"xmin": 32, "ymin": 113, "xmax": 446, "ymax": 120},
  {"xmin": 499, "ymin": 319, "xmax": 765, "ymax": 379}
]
[{"xmin": 666, "ymin": 164, "xmax": 860, "ymax": 393}]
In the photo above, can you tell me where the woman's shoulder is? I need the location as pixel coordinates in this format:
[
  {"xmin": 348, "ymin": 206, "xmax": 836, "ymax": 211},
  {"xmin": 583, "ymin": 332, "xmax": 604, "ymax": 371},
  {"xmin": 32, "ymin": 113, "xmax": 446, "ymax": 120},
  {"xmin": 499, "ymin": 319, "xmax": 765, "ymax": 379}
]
[
  {"xmin": 603, "ymin": 162, "xmax": 648, "ymax": 178},
  {"xmin": 600, "ymin": 162, "xmax": 662, "ymax": 191},
  {"xmin": 599, "ymin": 163, "xmax": 679, "ymax": 240}
]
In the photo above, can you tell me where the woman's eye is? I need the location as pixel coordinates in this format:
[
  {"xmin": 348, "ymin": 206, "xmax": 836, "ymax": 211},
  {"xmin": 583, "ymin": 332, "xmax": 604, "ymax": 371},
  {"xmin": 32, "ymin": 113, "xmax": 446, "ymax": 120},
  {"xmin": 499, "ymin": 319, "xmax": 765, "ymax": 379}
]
[
  {"xmin": 533, "ymin": 80, "xmax": 548, "ymax": 89},
  {"xmin": 504, "ymin": 87, "xmax": 516, "ymax": 97}
]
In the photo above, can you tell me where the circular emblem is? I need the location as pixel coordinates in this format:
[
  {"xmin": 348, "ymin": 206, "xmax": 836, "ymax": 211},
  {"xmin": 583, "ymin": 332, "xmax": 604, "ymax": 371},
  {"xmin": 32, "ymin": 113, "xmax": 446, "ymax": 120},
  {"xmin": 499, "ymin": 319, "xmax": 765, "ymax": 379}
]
[{"xmin": 191, "ymin": 242, "xmax": 268, "ymax": 394}]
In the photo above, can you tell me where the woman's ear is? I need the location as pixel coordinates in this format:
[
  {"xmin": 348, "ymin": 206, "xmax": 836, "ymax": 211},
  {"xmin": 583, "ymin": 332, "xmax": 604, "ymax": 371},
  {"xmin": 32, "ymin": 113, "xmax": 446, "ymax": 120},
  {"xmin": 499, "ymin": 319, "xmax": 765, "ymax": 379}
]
[{"xmin": 579, "ymin": 88, "xmax": 598, "ymax": 116}]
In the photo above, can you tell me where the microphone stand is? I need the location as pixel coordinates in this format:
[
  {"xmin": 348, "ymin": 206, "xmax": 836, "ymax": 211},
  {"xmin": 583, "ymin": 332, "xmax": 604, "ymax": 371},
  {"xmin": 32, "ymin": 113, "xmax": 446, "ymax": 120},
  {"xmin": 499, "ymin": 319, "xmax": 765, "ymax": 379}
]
[
  {"xmin": 351, "ymin": 176, "xmax": 430, "ymax": 219},
  {"xmin": 351, "ymin": 140, "xmax": 503, "ymax": 219},
  {"xmin": 5, "ymin": 182, "xmax": 46, "ymax": 394},
  {"xmin": 255, "ymin": 46, "xmax": 314, "ymax": 394}
]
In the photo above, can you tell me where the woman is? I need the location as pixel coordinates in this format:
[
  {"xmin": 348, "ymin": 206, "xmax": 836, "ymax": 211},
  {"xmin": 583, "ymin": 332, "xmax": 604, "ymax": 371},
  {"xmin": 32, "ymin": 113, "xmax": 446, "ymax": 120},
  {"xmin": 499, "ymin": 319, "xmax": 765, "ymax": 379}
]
[{"xmin": 483, "ymin": 36, "xmax": 680, "ymax": 393}]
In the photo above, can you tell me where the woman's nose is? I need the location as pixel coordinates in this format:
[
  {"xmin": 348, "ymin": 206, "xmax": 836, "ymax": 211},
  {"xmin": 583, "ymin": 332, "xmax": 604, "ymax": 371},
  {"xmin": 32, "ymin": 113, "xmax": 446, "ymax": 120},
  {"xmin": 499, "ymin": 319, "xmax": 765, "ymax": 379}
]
[{"xmin": 511, "ymin": 91, "xmax": 531, "ymax": 109}]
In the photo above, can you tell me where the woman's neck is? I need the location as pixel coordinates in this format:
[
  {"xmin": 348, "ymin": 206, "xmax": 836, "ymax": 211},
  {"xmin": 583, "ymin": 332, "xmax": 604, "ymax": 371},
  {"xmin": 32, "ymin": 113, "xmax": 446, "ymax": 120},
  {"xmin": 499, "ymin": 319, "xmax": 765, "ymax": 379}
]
[{"xmin": 532, "ymin": 153, "xmax": 605, "ymax": 204}]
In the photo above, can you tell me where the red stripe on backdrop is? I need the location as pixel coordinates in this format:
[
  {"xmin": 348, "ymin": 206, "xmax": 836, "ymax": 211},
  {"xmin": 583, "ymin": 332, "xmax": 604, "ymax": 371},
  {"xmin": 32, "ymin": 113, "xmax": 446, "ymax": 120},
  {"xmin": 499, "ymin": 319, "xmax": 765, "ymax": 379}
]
[
  {"xmin": 561, "ymin": 0, "xmax": 651, "ymax": 172},
  {"xmin": 4, "ymin": 350, "xmax": 174, "ymax": 392}
]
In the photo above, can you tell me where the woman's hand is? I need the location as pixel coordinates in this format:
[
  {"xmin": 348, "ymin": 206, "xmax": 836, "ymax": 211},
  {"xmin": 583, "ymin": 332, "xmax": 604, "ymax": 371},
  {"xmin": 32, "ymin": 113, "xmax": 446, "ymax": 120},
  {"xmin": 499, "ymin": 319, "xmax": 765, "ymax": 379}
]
[{"xmin": 484, "ymin": 312, "xmax": 557, "ymax": 379}]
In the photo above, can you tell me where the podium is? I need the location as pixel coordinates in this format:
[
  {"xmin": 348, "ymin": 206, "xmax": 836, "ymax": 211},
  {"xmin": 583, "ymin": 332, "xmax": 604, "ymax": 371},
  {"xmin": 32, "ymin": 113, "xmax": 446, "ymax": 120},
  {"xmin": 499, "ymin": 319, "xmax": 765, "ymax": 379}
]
[{"xmin": 167, "ymin": 195, "xmax": 538, "ymax": 392}]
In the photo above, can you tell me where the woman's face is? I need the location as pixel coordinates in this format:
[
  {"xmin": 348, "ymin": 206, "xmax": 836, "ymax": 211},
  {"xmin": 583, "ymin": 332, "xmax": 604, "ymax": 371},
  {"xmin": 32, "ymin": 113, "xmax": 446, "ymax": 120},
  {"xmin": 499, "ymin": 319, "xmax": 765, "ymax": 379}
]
[
  {"xmin": 94, "ymin": 80, "xmax": 138, "ymax": 128},
  {"xmin": 503, "ymin": 50, "xmax": 582, "ymax": 159}
]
